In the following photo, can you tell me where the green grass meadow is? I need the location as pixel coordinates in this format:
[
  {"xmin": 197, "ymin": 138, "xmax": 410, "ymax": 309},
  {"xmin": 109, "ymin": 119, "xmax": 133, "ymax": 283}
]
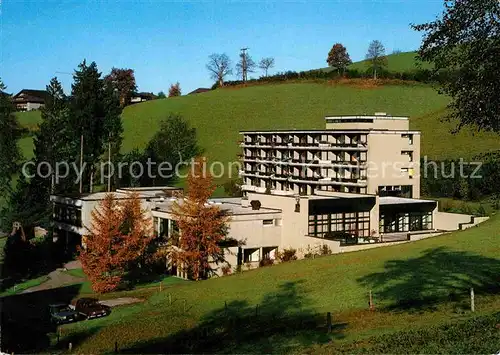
[{"xmin": 15, "ymin": 82, "xmax": 499, "ymax": 174}]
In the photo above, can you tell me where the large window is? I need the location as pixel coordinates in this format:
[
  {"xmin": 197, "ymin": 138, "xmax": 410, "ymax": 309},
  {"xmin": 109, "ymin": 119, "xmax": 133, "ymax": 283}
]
[
  {"xmin": 308, "ymin": 211, "xmax": 370, "ymax": 238},
  {"xmin": 53, "ymin": 203, "xmax": 82, "ymax": 227},
  {"xmin": 379, "ymin": 211, "xmax": 433, "ymax": 233}
]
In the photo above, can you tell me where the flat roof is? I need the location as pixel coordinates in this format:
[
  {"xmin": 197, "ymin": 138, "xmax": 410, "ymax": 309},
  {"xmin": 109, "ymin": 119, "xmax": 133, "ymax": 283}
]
[
  {"xmin": 325, "ymin": 115, "xmax": 409, "ymax": 120},
  {"xmin": 379, "ymin": 196, "xmax": 435, "ymax": 205},
  {"xmin": 153, "ymin": 197, "xmax": 282, "ymax": 216},
  {"xmin": 239, "ymin": 129, "xmax": 420, "ymax": 134}
]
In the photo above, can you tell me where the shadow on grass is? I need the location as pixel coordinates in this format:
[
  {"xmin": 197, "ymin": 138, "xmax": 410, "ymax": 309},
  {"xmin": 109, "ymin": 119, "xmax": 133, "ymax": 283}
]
[
  {"xmin": 121, "ymin": 280, "xmax": 346, "ymax": 354},
  {"xmin": 358, "ymin": 247, "xmax": 500, "ymax": 312},
  {"xmin": 0, "ymin": 284, "xmax": 90, "ymax": 353}
]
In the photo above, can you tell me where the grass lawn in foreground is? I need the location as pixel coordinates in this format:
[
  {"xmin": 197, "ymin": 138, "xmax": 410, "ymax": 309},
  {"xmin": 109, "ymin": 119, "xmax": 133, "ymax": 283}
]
[{"xmin": 54, "ymin": 214, "xmax": 500, "ymax": 353}]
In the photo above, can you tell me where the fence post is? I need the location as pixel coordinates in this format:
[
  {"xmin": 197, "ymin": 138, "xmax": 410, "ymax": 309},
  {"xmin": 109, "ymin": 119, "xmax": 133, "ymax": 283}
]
[
  {"xmin": 369, "ymin": 290, "xmax": 374, "ymax": 311},
  {"xmin": 326, "ymin": 312, "xmax": 332, "ymax": 333},
  {"xmin": 114, "ymin": 340, "xmax": 118, "ymax": 353},
  {"xmin": 470, "ymin": 287, "xmax": 475, "ymax": 312}
]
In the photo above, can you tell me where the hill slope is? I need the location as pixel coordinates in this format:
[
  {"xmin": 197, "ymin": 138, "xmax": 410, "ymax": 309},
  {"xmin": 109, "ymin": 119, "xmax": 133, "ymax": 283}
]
[
  {"xmin": 15, "ymin": 82, "xmax": 499, "ymax": 170},
  {"xmin": 58, "ymin": 215, "xmax": 500, "ymax": 353},
  {"xmin": 318, "ymin": 51, "xmax": 433, "ymax": 73}
]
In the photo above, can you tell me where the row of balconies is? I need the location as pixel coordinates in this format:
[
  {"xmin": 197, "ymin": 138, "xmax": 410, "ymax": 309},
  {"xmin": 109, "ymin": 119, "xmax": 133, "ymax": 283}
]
[
  {"xmin": 242, "ymin": 172, "xmax": 367, "ymax": 184},
  {"xmin": 240, "ymin": 141, "xmax": 368, "ymax": 150},
  {"xmin": 241, "ymin": 155, "xmax": 366, "ymax": 167}
]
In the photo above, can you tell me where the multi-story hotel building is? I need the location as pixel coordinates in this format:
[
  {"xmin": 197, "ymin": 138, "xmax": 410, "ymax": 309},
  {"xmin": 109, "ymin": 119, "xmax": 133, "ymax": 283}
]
[
  {"xmin": 50, "ymin": 113, "xmax": 487, "ymax": 276},
  {"xmin": 240, "ymin": 113, "xmax": 419, "ymax": 198}
]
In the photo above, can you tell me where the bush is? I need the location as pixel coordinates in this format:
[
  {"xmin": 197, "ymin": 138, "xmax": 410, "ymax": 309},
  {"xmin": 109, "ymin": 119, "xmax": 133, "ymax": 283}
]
[
  {"xmin": 221, "ymin": 264, "xmax": 231, "ymax": 276},
  {"xmin": 276, "ymin": 248, "xmax": 297, "ymax": 262},
  {"xmin": 259, "ymin": 257, "xmax": 274, "ymax": 267}
]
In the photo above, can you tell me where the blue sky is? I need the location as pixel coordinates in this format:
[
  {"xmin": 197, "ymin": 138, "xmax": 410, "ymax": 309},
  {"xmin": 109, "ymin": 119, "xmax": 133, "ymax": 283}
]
[{"xmin": 1, "ymin": 1, "xmax": 444, "ymax": 95}]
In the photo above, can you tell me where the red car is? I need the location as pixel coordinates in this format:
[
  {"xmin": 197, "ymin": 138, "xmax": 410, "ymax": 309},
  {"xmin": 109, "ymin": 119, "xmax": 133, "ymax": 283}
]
[{"xmin": 70, "ymin": 298, "xmax": 111, "ymax": 319}]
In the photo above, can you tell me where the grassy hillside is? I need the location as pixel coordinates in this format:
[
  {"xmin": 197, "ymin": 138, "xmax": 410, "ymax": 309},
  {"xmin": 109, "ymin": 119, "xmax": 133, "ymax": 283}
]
[
  {"xmin": 14, "ymin": 82, "xmax": 500, "ymax": 172},
  {"xmin": 318, "ymin": 51, "xmax": 433, "ymax": 73},
  {"xmin": 54, "ymin": 216, "xmax": 500, "ymax": 353}
]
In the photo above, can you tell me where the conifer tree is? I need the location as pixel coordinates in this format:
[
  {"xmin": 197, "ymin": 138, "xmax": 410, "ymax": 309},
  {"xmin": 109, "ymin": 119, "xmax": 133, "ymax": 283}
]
[
  {"xmin": 170, "ymin": 157, "xmax": 230, "ymax": 280},
  {"xmin": 70, "ymin": 60, "xmax": 123, "ymax": 192},
  {"xmin": 79, "ymin": 194, "xmax": 125, "ymax": 293},
  {"xmin": 0, "ymin": 79, "xmax": 23, "ymax": 196},
  {"xmin": 79, "ymin": 193, "xmax": 153, "ymax": 293}
]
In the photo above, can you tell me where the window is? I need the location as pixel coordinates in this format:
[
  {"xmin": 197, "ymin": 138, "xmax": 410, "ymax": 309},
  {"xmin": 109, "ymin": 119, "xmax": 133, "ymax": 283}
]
[
  {"xmin": 380, "ymin": 211, "xmax": 433, "ymax": 233},
  {"xmin": 308, "ymin": 211, "xmax": 370, "ymax": 238},
  {"xmin": 244, "ymin": 248, "xmax": 260, "ymax": 262},
  {"xmin": 401, "ymin": 150, "xmax": 414, "ymax": 162},
  {"xmin": 263, "ymin": 219, "xmax": 274, "ymax": 225}
]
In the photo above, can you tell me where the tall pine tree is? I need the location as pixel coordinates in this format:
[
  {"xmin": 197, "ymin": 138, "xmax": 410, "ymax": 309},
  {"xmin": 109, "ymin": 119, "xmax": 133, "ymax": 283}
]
[
  {"xmin": 70, "ymin": 60, "xmax": 123, "ymax": 192},
  {"xmin": 4, "ymin": 78, "xmax": 76, "ymax": 230},
  {"xmin": 0, "ymin": 79, "xmax": 23, "ymax": 197}
]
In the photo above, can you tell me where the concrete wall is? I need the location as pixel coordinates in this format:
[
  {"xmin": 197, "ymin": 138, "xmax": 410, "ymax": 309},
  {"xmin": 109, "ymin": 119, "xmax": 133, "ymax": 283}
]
[
  {"xmin": 366, "ymin": 131, "xmax": 420, "ymax": 198},
  {"xmin": 247, "ymin": 192, "xmax": 309, "ymax": 250},
  {"xmin": 433, "ymin": 211, "xmax": 473, "ymax": 231},
  {"xmin": 226, "ymin": 213, "xmax": 282, "ymax": 248}
]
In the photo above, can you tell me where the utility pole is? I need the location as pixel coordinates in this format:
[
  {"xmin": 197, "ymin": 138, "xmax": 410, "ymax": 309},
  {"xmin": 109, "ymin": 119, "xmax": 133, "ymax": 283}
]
[
  {"xmin": 107, "ymin": 134, "xmax": 111, "ymax": 192},
  {"xmin": 240, "ymin": 47, "xmax": 249, "ymax": 82},
  {"xmin": 79, "ymin": 135, "xmax": 83, "ymax": 194}
]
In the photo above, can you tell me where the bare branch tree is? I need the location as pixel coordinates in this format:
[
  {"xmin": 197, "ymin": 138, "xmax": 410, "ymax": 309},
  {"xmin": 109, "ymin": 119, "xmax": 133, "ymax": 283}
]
[
  {"xmin": 258, "ymin": 57, "xmax": 275, "ymax": 77},
  {"xmin": 366, "ymin": 40, "xmax": 387, "ymax": 79},
  {"xmin": 206, "ymin": 53, "xmax": 232, "ymax": 87},
  {"xmin": 236, "ymin": 49, "xmax": 256, "ymax": 82}
]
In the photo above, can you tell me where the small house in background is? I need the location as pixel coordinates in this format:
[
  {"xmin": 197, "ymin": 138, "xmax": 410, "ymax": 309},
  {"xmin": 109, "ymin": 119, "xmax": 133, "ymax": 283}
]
[
  {"xmin": 130, "ymin": 92, "xmax": 156, "ymax": 104},
  {"xmin": 188, "ymin": 88, "xmax": 211, "ymax": 95},
  {"xmin": 12, "ymin": 89, "xmax": 49, "ymax": 111}
]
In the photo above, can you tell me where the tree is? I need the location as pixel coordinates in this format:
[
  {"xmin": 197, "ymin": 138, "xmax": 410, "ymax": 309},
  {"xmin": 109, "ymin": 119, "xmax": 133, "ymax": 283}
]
[
  {"xmin": 116, "ymin": 192, "xmax": 153, "ymax": 280},
  {"xmin": 326, "ymin": 43, "xmax": 352, "ymax": 74},
  {"xmin": 104, "ymin": 68, "xmax": 137, "ymax": 107},
  {"xmin": 236, "ymin": 50, "xmax": 256, "ymax": 82},
  {"xmin": 206, "ymin": 53, "xmax": 232, "ymax": 87},
  {"xmin": 0, "ymin": 79, "xmax": 23, "ymax": 197},
  {"xmin": 79, "ymin": 194, "xmax": 125, "ymax": 293},
  {"xmin": 258, "ymin": 57, "xmax": 275, "ymax": 77},
  {"xmin": 366, "ymin": 40, "xmax": 387, "ymax": 79},
  {"xmin": 70, "ymin": 60, "xmax": 123, "ymax": 193},
  {"xmin": 168, "ymin": 82, "xmax": 181, "ymax": 97},
  {"xmin": 143, "ymin": 114, "xmax": 202, "ymax": 186},
  {"xmin": 79, "ymin": 192, "xmax": 153, "ymax": 292},
  {"xmin": 157, "ymin": 91, "xmax": 166, "ymax": 99},
  {"xmin": 170, "ymin": 157, "xmax": 230, "ymax": 280},
  {"xmin": 4, "ymin": 78, "xmax": 76, "ymax": 230},
  {"xmin": 412, "ymin": 0, "xmax": 500, "ymax": 132}
]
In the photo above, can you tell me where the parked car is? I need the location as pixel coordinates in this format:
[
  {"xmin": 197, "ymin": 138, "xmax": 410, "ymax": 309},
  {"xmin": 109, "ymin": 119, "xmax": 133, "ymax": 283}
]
[
  {"xmin": 49, "ymin": 303, "xmax": 80, "ymax": 324},
  {"xmin": 71, "ymin": 298, "xmax": 111, "ymax": 319}
]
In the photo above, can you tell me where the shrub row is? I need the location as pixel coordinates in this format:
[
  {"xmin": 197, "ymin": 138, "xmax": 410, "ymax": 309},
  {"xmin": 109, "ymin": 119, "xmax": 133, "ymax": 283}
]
[
  {"xmin": 421, "ymin": 151, "xmax": 500, "ymax": 203},
  {"xmin": 213, "ymin": 67, "xmax": 437, "ymax": 89}
]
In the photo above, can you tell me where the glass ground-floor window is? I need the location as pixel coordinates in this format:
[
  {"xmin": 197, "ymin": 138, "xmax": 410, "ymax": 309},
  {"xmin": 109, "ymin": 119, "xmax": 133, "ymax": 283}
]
[
  {"xmin": 308, "ymin": 211, "xmax": 370, "ymax": 238},
  {"xmin": 380, "ymin": 211, "xmax": 433, "ymax": 233}
]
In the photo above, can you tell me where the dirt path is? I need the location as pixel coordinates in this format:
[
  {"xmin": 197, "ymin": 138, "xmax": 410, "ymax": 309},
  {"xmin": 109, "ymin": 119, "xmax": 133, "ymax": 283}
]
[
  {"xmin": 21, "ymin": 269, "xmax": 85, "ymax": 293},
  {"xmin": 21, "ymin": 261, "xmax": 84, "ymax": 293}
]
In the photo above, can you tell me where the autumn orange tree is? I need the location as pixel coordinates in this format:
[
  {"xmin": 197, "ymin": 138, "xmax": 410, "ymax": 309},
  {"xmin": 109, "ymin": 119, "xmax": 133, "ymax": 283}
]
[
  {"xmin": 79, "ymin": 192, "xmax": 153, "ymax": 293},
  {"xmin": 170, "ymin": 157, "xmax": 230, "ymax": 280}
]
